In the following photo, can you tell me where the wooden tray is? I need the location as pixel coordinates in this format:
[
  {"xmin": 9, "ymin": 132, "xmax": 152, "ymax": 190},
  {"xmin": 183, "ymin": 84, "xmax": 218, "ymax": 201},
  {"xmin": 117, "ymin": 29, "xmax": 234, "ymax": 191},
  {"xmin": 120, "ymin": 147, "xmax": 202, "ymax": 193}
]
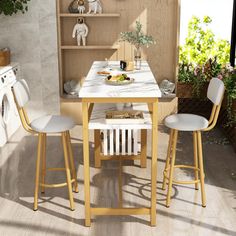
[{"xmin": 106, "ymin": 110, "xmax": 144, "ymax": 124}]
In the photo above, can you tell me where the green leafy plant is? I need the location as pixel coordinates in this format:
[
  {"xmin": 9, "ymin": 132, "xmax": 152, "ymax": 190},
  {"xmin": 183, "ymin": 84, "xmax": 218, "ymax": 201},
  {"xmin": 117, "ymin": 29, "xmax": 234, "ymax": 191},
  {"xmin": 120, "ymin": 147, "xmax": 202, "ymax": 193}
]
[
  {"xmin": 179, "ymin": 16, "xmax": 230, "ymax": 66},
  {"xmin": 218, "ymin": 66, "xmax": 236, "ymax": 126},
  {"xmin": 179, "ymin": 57, "xmax": 222, "ymax": 96},
  {"xmin": 178, "ymin": 16, "xmax": 231, "ymax": 96},
  {"xmin": 179, "ymin": 16, "xmax": 235, "ymax": 126},
  {"xmin": 0, "ymin": 0, "xmax": 30, "ymax": 16},
  {"xmin": 120, "ymin": 21, "xmax": 156, "ymax": 49}
]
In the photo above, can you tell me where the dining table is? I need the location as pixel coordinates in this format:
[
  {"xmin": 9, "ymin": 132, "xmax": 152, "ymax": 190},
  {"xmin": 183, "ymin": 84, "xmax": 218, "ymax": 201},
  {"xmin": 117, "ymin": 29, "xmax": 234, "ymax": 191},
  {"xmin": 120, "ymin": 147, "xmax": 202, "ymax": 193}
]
[{"xmin": 79, "ymin": 61, "xmax": 162, "ymax": 227}]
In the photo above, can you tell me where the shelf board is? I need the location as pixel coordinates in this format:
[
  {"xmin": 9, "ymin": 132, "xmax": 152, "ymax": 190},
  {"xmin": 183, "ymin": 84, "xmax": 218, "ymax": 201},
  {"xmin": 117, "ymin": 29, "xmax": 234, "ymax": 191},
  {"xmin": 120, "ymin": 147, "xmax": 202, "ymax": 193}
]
[
  {"xmin": 60, "ymin": 13, "xmax": 120, "ymax": 18},
  {"xmin": 60, "ymin": 94, "xmax": 81, "ymax": 102},
  {"xmin": 61, "ymin": 45, "xmax": 120, "ymax": 50}
]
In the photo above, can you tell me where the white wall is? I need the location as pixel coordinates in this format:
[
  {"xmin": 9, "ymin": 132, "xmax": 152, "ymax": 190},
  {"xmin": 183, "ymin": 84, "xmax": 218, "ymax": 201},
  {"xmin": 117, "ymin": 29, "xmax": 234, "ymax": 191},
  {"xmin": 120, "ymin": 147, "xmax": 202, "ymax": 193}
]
[
  {"xmin": 0, "ymin": 0, "xmax": 59, "ymax": 116},
  {"xmin": 180, "ymin": 0, "xmax": 233, "ymax": 45}
]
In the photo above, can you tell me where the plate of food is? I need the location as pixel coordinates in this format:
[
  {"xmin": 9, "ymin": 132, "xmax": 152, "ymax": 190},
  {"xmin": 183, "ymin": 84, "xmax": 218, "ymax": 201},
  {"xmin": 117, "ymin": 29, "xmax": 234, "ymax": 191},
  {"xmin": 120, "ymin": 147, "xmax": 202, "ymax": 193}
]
[{"xmin": 105, "ymin": 74, "xmax": 134, "ymax": 86}]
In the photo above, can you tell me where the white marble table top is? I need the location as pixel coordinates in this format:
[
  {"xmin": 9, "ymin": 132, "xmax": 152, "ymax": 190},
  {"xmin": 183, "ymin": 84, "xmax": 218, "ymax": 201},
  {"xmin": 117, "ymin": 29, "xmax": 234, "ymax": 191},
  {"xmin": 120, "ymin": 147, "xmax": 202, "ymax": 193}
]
[
  {"xmin": 89, "ymin": 103, "xmax": 152, "ymax": 130},
  {"xmin": 79, "ymin": 61, "xmax": 162, "ymax": 98}
]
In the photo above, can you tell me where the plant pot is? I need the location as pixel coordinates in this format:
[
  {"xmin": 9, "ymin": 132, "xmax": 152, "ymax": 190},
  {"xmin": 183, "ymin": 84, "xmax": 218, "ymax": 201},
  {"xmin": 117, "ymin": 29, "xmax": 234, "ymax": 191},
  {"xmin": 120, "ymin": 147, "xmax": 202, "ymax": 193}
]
[
  {"xmin": 0, "ymin": 48, "xmax": 10, "ymax": 66},
  {"xmin": 176, "ymin": 83, "xmax": 193, "ymax": 98},
  {"xmin": 177, "ymin": 82, "xmax": 209, "ymax": 98}
]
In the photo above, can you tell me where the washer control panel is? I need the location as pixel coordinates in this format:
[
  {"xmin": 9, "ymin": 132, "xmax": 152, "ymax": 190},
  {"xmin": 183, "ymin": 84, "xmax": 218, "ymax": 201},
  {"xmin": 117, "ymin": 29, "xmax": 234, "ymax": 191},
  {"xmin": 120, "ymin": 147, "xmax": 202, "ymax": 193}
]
[{"xmin": 0, "ymin": 63, "xmax": 20, "ymax": 86}]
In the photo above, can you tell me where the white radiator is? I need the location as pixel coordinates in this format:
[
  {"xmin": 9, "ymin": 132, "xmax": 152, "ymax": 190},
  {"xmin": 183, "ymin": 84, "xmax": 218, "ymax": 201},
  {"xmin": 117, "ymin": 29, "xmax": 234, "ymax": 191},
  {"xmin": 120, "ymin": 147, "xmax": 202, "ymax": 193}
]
[{"xmin": 101, "ymin": 129, "xmax": 140, "ymax": 156}]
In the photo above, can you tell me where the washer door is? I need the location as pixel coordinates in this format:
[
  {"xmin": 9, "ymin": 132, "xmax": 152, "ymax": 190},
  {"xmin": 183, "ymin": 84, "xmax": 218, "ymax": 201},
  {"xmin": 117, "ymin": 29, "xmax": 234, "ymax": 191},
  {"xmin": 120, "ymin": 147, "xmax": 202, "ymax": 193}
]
[
  {"xmin": 0, "ymin": 91, "xmax": 8, "ymax": 147},
  {"xmin": 0, "ymin": 92, "xmax": 11, "ymax": 127}
]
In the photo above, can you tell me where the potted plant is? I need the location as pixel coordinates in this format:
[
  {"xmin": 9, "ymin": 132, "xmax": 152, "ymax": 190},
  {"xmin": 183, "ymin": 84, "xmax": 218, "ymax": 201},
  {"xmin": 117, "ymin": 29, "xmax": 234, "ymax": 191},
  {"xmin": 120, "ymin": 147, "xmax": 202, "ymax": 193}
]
[
  {"xmin": 0, "ymin": 0, "xmax": 30, "ymax": 16},
  {"xmin": 120, "ymin": 21, "xmax": 156, "ymax": 70},
  {"xmin": 178, "ymin": 57, "xmax": 222, "ymax": 98}
]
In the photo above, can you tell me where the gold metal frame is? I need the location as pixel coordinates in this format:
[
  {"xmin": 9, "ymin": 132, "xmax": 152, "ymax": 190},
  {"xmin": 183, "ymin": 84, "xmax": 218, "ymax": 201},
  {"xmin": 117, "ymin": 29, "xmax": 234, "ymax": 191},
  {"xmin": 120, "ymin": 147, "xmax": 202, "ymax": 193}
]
[
  {"xmin": 162, "ymin": 93, "xmax": 225, "ymax": 208},
  {"xmin": 82, "ymin": 98, "xmax": 158, "ymax": 227},
  {"xmin": 94, "ymin": 129, "xmax": 147, "ymax": 168},
  {"xmin": 12, "ymin": 89, "xmax": 78, "ymax": 211}
]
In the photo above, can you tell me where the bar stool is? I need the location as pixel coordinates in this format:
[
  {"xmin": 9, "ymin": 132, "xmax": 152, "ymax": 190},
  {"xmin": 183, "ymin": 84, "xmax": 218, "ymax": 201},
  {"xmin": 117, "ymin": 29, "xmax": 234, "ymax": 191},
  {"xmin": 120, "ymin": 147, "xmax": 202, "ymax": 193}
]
[
  {"xmin": 162, "ymin": 78, "xmax": 225, "ymax": 207},
  {"xmin": 12, "ymin": 79, "xmax": 78, "ymax": 211}
]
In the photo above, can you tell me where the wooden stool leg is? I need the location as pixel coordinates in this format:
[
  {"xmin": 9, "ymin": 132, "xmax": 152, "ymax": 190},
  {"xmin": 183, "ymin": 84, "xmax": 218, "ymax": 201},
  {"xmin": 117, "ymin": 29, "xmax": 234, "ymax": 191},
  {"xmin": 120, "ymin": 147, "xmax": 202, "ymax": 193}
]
[
  {"xmin": 140, "ymin": 129, "xmax": 147, "ymax": 168},
  {"xmin": 193, "ymin": 131, "xmax": 199, "ymax": 190},
  {"xmin": 162, "ymin": 129, "xmax": 174, "ymax": 190},
  {"xmin": 166, "ymin": 130, "xmax": 178, "ymax": 207},
  {"xmin": 41, "ymin": 133, "xmax": 47, "ymax": 193},
  {"xmin": 62, "ymin": 132, "xmax": 75, "ymax": 211},
  {"xmin": 94, "ymin": 130, "xmax": 101, "ymax": 168},
  {"xmin": 34, "ymin": 133, "xmax": 43, "ymax": 211},
  {"xmin": 197, "ymin": 131, "xmax": 206, "ymax": 207},
  {"xmin": 66, "ymin": 131, "xmax": 79, "ymax": 193}
]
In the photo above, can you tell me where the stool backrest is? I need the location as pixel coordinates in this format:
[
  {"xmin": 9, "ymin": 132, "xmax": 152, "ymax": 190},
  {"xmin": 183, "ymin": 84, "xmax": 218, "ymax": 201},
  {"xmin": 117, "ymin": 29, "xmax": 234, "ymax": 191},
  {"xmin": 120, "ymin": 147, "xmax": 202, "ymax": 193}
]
[
  {"xmin": 12, "ymin": 79, "xmax": 34, "ymax": 133},
  {"xmin": 205, "ymin": 78, "xmax": 225, "ymax": 131},
  {"xmin": 207, "ymin": 78, "xmax": 225, "ymax": 105},
  {"xmin": 12, "ymin": 79, "xmax": 30, "ymax": 108}
]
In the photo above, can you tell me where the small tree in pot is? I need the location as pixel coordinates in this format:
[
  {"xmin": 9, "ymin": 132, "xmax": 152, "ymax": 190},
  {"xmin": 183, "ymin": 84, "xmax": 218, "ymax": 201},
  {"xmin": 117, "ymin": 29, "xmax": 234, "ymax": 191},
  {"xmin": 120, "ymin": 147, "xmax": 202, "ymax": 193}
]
[{"xmin": 0, "ymin": 0, "xmax": 30, "ymax": 16}]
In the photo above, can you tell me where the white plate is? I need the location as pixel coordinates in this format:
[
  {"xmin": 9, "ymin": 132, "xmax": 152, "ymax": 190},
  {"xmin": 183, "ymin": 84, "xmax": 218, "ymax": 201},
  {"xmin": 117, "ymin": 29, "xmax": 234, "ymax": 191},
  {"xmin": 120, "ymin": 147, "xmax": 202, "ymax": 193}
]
[{"xmin": 105, "ymin": 77, "xmax": 135, "ymax": 86}]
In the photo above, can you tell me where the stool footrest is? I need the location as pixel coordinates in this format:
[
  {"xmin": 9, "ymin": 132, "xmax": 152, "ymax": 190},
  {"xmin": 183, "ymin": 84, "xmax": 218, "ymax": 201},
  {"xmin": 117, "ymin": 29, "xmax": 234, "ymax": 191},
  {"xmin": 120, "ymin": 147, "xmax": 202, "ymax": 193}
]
[
  {"xmin": 164, "ymin": 165, "xmax": 204, "ymax": 185},
  {"xmin": 40, "ymin": 179, "xmax": 75, "ymax": 188},
  {"xmin": 46, "ymin": 168, "xmax": 66, "ymax": 172}
]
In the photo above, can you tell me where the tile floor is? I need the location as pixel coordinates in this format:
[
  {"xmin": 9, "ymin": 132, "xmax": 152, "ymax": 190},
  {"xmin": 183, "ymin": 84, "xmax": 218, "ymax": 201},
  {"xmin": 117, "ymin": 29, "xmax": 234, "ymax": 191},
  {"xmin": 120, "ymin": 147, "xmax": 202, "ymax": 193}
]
[{"xmin": 0, "ymin": 123, "xmax": 236, "ymax": 236}]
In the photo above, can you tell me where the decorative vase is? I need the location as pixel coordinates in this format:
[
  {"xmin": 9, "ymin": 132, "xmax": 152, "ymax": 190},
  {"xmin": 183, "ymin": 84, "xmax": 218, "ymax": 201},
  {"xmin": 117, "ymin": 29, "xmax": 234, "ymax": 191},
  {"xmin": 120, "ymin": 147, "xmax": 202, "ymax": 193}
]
[
  {"xmin": 134, "ymin": 47, "xmax": 142, "ymax": 70},
  {"xmin": 68, "ymin": 0, "xmax": 79, "ymax": 13}
]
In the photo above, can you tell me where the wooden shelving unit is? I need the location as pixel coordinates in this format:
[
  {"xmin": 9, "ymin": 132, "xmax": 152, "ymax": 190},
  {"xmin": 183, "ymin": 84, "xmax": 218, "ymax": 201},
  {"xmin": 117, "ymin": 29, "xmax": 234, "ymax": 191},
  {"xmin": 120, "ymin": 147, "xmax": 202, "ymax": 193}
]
[
  {"xmin": 60, "ymin": 13, "xmax": 120, "ymax": 17},
  {"xmin": 61, "ymin": 45, "xmax": 120, "ymax": 50},
  {"xmin": 56, "ymin": 0, "xmax": 120, "ymax": 124}
]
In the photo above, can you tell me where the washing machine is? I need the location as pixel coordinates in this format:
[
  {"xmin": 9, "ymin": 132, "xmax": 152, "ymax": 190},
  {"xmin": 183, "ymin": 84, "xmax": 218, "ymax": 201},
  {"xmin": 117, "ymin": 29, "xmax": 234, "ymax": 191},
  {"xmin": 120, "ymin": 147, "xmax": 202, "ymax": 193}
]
[{"xmin": 0, "ymin": 63, "xmax": 21, "ymax": 147}]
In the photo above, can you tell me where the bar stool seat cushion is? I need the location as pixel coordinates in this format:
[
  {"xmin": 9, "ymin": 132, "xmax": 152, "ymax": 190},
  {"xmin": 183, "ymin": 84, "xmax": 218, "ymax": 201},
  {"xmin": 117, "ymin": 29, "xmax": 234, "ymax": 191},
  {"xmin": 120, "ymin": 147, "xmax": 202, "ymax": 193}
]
[
  {"xmin": 165, "ymin": 114, "xmax": 209, "ymax": 131},
  {"xmin": 31, "ymin": 115, "xmax": 75, "ymax": 133}
]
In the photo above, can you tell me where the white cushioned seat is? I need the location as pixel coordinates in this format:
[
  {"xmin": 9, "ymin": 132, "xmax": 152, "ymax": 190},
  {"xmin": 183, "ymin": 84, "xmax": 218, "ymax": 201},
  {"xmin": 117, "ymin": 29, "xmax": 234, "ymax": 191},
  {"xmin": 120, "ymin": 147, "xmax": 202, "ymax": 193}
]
[
  {"xmin": 30, "ymin": 115, "xmax": 75, "ymax": 133},
  {"xmin": 165, "ymin": 114, "xmax": 209, "ymax": 131}
]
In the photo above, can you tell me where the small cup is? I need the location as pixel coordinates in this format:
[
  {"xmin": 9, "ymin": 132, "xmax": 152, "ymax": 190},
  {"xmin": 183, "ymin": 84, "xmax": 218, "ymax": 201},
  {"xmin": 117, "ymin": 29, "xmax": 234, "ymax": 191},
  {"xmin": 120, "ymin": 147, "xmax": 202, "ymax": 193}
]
[{"xmin": 125, "ymin": 103, "xmax": 132, "ymax": 108}]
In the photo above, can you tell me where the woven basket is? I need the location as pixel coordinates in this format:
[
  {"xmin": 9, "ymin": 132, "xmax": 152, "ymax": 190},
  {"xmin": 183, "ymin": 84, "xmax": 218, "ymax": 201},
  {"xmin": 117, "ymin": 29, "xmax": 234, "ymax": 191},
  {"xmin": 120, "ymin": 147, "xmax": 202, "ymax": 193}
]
[{"xmin": 0, "ymin": 49, "xmax": 10, "ymax": 66}]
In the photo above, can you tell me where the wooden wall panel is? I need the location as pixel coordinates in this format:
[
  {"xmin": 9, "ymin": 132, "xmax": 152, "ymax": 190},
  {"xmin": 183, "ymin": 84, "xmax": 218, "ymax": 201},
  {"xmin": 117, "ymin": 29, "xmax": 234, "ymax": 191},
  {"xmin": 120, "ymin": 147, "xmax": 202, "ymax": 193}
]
[{"xmin": 58, "ymin": 0, "xmax": 180, "ymax": 123}]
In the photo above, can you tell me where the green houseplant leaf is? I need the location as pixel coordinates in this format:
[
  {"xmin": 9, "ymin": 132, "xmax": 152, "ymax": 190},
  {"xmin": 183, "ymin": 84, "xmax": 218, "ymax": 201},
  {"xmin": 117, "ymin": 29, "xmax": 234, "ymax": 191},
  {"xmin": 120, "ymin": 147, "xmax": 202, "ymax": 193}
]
[
  {"xmin": 0, "ymin": 0, "xmax": 31, "ymax": 16},
  {"xmin": 120, "ymin": 21, "xmax": 156, "ymax": 49}
]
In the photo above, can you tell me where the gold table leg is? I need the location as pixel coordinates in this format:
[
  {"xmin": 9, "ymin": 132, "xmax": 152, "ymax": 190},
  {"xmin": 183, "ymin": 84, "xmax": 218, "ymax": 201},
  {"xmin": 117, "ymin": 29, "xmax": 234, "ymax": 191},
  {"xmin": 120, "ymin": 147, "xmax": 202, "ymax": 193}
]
[
  {"xmin": 94, "ymin": 130, "xmax": 101, "ymax": 168},
  {"xmin": 150, "ymin": 100, "xmax": 158, "ymax": 226},
  {"xmin": 82, "ymin": 98, "xmax": 159, "ymax": 227},
  {"xmin": 118, "ymin": 158, "xmax": 123, "ymax": 208},
  {"xmin": 140, "ymin": 129, "xmax": 147, "ymax": 168},
  {"xmin": 82, "ymin": 101, "xmax": 91, "ymax": 226}
]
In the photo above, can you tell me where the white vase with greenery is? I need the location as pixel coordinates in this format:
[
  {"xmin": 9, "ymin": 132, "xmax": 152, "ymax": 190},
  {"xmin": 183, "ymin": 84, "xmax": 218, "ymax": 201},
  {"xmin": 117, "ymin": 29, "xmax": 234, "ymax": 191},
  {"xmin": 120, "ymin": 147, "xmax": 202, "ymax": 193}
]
[{"xmin": 120, "ymin": 21, "xmax": 156, "ymax": 70}]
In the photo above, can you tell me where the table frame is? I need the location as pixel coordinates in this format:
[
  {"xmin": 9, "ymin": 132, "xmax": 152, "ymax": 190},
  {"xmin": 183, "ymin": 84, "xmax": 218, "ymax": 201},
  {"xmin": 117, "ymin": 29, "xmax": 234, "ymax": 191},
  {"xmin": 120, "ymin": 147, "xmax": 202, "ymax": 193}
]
[
  {"xmin": 82, "ymin": 97, "xmax": 158, "ymax": 227},
  {"xmin": 94, "ymin": 129, "xmax": 147, "ymax": 168}
]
